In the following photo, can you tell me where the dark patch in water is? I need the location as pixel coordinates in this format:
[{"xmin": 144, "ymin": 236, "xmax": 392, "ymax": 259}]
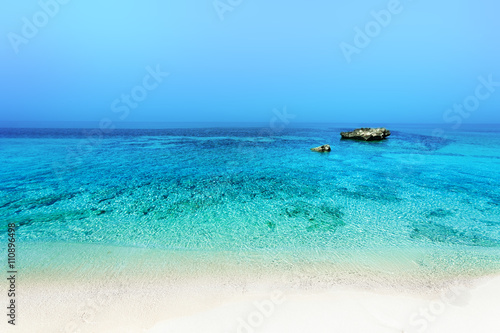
[
  {"xmin": 285, "ymin": 205, "xmax": 310, "ymax": 218},
  {"xmin": 159, "ymin": 174, "xmax": 324, "ymax": 219},
  {"xmin": 0, "ymin": 199, "xmax": 21, "ymax": 209},
  {"xmin": 337, "ymin": 186, "xmax": 401, "ymax": 203},
  {"xmin": 474, "ymin": 219, "xmax": 500, "ymax": 227},
  {"xmin": 166, "ymin": 198, "xmax": 207, "ymax": 215},
  {"xmin": 485, "ymin": 193, "xmax": 500, "ymax": 206},
  {"xmin": 143, "ymin": 206, "xmax": 155, "ymax": 215},
  {"xmin": 27, "ymin": 193, "xmax": 76, "ymax": 209},
  {"xmin": 394, "ymin": 131, "xmax": 453, "ymax": 152},
  {"xmin": 410, "ymin": 221, "xmax": 499, "ymax": 247},
  {"xmin": 96, "ymin": 188, "xmax": 126, "ymax": 204},
  {"xmin": 425, "ymin": 209, "xmax": 454, "ymax": 218},
  {"xmin": 283, "ymin": 202, "xmax": 345, "ymax": 232},
  {"xmin": 1, "ymin": 209, "xmax": 99, "ymax": 232},
  {"xmin": 266, "ymin": 221, "xmax": 277, "ymax": 231}
]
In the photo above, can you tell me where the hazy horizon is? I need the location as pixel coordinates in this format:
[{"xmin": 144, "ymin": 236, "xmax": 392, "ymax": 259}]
[
  {"xmin": 1, "ymin": 1, "xmax": 499, "ymax": 125},
  {"xmin": 1, "ymin": 120, "xmax": 500, "ymax": 130}
]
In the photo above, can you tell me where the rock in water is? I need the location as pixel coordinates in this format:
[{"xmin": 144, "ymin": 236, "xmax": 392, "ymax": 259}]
[
  {"xmin": 311, "ymin": 144, "xmax": 331, "ymax": 152},
  {"xmin": 340, "ymin": 128, "xmax": 391, "ymax": 141}
]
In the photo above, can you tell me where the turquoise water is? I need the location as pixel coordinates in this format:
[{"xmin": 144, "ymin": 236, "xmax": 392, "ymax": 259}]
[{"xmin": 1, "ymin": 125, "xmax": 500, "ymax": 277}]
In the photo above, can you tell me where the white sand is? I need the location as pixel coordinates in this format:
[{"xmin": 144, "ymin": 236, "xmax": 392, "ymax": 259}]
[
  {"xmin": 2, "ymin": 274, "xmax": 500, "ymax": 333},
  {"xmin": 3, "ymin": 243, "xmax": 500, "ymax": 332},
  {"xmin": 147, "ymin": 275, "xmax": 500, "ymax": 333}
]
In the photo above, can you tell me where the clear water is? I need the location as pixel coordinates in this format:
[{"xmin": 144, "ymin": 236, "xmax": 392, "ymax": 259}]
[{"xmin": 1, "ymin": 125, "xmax": 500, "ymax": 279}]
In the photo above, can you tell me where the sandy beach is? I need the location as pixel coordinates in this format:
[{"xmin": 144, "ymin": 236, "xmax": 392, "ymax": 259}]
[
  {"xmin": 3, "ymin": 242, "xmax": 500, "ymax": 333},
  {"xmin": 3, "ymin": 271, "xmax": 500, "ymax": 332},
  {"xmin": 149, "ymin": 275, "xmax": 500, "ymax": 333}
]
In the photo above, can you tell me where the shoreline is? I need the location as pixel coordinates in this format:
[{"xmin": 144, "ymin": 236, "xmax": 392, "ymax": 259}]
[
  {"xmin": 2, "ymin": 242, "xmax": 500, "ymax": 332},
  {"xmin": 16, "ymin": 241, "xmax": 500, "ymax": 288}
]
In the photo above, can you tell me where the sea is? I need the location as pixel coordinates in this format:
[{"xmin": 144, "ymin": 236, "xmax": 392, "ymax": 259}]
[{"xmin": 1, "ymin": 124, "xmax": 500, "ymax": 287}]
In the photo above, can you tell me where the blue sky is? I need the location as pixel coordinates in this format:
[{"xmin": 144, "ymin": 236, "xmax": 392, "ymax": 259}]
[{"xmin": 1, "ymin": 0, "xmax": 499, "ymax": 125}]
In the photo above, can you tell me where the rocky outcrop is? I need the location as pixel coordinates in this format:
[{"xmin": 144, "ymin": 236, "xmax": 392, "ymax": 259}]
[
  {"xmin": 340, "ymin": 128, "xmax": 391, "ymax": 141},
  {"xmin": 310, "ymin": 144, "xmax": 331, "ymax": 152}
]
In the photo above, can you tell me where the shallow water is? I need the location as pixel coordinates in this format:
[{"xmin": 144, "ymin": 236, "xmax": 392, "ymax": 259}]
[{"xmin": 1, "ymin": 125, "xmax": 500, "ymax": 278}]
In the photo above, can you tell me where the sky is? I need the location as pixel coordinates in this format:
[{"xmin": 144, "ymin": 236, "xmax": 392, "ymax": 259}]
[{"xmin": 1, "ymin": 0, "xmax": 499, "ymax": 126}]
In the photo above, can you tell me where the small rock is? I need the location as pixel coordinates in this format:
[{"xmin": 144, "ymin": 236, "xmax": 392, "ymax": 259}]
[{"xmin": 311, "ymin": 144, "xmax": 331, "ymax": 152}]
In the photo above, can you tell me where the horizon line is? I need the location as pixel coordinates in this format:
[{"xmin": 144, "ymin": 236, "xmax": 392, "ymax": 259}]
[{"xmin": 2, "ymin": 121, "xmax": 500, "ymax": 125}]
